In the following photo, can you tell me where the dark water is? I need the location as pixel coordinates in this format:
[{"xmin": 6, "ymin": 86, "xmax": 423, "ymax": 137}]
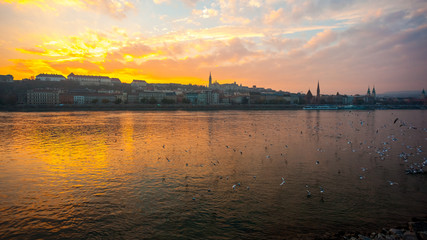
[{"xmin": 0, "ymin": 110, "xmax": 426, "ymax": 239}]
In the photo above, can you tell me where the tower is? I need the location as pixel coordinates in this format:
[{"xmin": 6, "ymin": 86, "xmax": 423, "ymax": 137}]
[
  {"xmin": 367, "ymin": 86, "xmax": 371, "ymax": 96},
  {"xmin": 209, "ymin": 72, "xmax": 212, "ymax": 88},
  {"xmin": 316, "ymin": 80, "xmax": 320, "ymax": 103},
  {"xmin": 372, "ymin": 85, "xmax": 376, "ymax": 98}
]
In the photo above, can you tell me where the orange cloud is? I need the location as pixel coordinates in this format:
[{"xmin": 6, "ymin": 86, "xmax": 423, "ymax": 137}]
[{"xmin": 2, "ymin": 0, "xmax": 134, "ymax": 18}]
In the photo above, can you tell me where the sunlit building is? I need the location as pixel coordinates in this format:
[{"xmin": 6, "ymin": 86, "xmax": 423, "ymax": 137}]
[
  {"xmin": 67, "ymin": 73, "xmax": 112, "ymax": 86},
  {"xmin": 36, "ymin": 73, "xmax": 66, "ymax": 82},
  {"xmin": 131, "ymin": 80, "xmax": 147, "ymax": 88}
]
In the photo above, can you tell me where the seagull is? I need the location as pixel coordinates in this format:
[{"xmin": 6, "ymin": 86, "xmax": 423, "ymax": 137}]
[
  {"xmin": 280, "ymin": 177, "xmax": 286, "ymax": 186},
  {"xmin": 388, "ymin": 181, "xmax": 398, "ymax": 186}
]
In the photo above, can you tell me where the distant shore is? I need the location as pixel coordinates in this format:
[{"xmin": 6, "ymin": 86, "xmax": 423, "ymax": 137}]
[{"xmin": 0, "ymin": 104, "xmax": 425, "ymax": 112}]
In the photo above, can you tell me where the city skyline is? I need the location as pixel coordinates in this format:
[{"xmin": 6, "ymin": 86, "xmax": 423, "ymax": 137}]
[{"xmin": 1, "ymin": 0, "xmax": 426, "ymax": 94}]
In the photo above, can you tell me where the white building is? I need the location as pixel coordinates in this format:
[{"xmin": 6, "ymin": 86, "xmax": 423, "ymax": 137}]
[
  {"xmin": 67, "ymin": 73, "xmax": 112, "ymax": 86},
  {"xmin": 36, "ymin": 74, "xmax": 66, "ymax": 82},
  {"xmin": 131, "ymin": 80, "xmax": 147, "ymax": 88}
]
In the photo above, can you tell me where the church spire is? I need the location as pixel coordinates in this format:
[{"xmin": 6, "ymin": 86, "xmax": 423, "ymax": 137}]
[
  {"xmin": 209, "ymin": 72, "xmax": 212, "ymax": 88},
  {"xmin": 317, "ymin": 81, "xmax": 320, "ymax": 97},
  {"xmin": 367, "ymin": 86, "xmax": 371, "ymax": 96}
]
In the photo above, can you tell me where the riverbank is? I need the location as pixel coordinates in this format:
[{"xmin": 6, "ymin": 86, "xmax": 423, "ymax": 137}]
[
  {"xmin": 316, "ymin": 217, "xmax": 427, "ymax": 240},
  {"xmin": 0, "ymin": 104, "xmax": 426, "ymax": 112}
]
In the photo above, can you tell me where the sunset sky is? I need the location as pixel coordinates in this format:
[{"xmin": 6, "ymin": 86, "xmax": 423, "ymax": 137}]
[{"xmin": 0, "ymin": 0, "xmax": 426, "ymax": 94}]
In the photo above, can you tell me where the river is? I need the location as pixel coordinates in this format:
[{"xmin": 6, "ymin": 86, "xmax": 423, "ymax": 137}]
[{"xmin": 0, "ymin": 110, "xmax": 426, "ymax": 239}]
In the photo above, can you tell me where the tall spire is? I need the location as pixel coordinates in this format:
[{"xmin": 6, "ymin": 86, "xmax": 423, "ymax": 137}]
[
  {"xmin": 209, "ymin": 72, "xmax": 212, "ymax": 88},
  {"xmin": 316, "ymin": 80, "xmax": 320, "ymax": 98},
  {"xmin": 372, "ymin": 85, "xmax": 376, "ymax": 97},
  {"xmin": 367, "ymin": 86, "xmax": 371, "ymax": 96}
]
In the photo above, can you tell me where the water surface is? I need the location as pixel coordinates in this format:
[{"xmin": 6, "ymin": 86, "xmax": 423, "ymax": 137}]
[{"xmin": 0, "ymin": 110, "xmax": 426, "ymax": 239}]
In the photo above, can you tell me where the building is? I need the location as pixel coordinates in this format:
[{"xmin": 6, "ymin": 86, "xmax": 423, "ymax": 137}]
[
  {"xmin": 0, "ymin": 74, "xmax": 13, "ymax": 82},
  {"xmin": 27, "ymin": 89, "xmax": 60, "ymax": 104},
  {"xmin": 36, "ymin": 73, "xmax": 66, "ymax": 82},
  {"xmin": 305, "ymin": 89, "xmax": 313, "ymax": 104},
  {"xmin": 74, "ymin": 96, "xmax": 85, "ymax": 104},
  {"xmin": 67, "ymin": 73, "xmax": 112, "ymax": 86},
  {"xmin": 316, "ymin": 81, "xmax": 320, "ymax": 103},
  {"xmin": 73, "ymin": 94, "xmax": 116, "ymax": 104},
  {"xmin": 59, "ymin": 93, "xmax": 74, "ymax": 104},
  {"xmin": 127, "ymin": 94, "xmax": 139, "ymax": 104},
  {"xmin": 131, "ymin": 80, "xmax": 147, "ymax": 88},
  {"xmin": 364, "ymin": 86, "xmax": 376, "ymax": 104},
  {"xmin": 139, "ymin": 91, "xmax": 166, "ymax": 103},
  {"xmin": 111, "ymin": 78, "xmax": 122, "ymax": 86},
  {"xmin": 185, "ymin": 91, "xmax": 219, "ymax": 105}
]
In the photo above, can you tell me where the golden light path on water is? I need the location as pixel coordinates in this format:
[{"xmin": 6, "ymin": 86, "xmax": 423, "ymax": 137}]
[{"xmin": 0, "ymin": 110, "xmax": 426, "ymax": 239}]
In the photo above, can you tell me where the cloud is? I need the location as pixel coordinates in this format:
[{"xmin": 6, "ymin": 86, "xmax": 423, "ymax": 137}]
[
  {"xmin": 264, "ymin": 8, "xmax": 284, "ymax": 25},
  {"xmin": 2, "ymin": 0, "xmax": 135, "ymax": 18},
  {"xmin": 153, "ymin": 0, "xmax": 169, "ymax": 4},
  {"xmin": 192, "ymin": 7, "xmax": 219, "ymax": 19},
  {"xmin": 303, "ymin": 29, "xmax": 337, "ymax": 50}
]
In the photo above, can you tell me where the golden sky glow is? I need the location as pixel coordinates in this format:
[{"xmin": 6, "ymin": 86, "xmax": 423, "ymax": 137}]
[{"xmin": 1, "ymin": 0, "xmax": 427, "ymax": 94}]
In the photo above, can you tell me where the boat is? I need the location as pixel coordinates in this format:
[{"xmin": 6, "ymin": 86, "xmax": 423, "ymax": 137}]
[{"xmin": 303, "ymin": 105, "xmax": 339, "ymax": 110}]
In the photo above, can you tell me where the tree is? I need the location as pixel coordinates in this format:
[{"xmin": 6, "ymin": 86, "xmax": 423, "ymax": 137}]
[
  {"xmin": 115, "ymin": 98, "xmax": 122, "ymax": 104},
  {"xmin": 91, "ymin": 99, "xmax": 99, "ymax": 104},
  {"xmin": 148, "ymin": 97, "xmax": 157, "ymax": 104},
  {"xmin": 161, "ymin": 98, "xmax": 175, "ymax": 104}
]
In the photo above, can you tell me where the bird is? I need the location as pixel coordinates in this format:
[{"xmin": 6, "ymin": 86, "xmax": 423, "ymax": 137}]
[
  {"xmin": 280, "ymin": 177, "xmax": 286, "ymax": 185},
  {"xmin": 316, "ymin": 161, "xmax": 320, "ymax": 165},
  {"xmin": 388, "ymin": 181, "xmax": 398, "ymax": 186}
]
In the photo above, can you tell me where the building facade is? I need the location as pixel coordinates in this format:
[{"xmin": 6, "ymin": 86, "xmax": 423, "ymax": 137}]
[
  {"xmin": 0, "ymin": 74, "xmax": 13, "ymax": 82},
  {"xmin": 27, "ymin": 89, "xmax": 60, "ymax": 104},
  {"xmin": 67, "ymin": 73, "xmax": 112, "ymax": 86},
  {"xmin": 36, "ymin": 74, "xmax": 66, "ymax": 82}
]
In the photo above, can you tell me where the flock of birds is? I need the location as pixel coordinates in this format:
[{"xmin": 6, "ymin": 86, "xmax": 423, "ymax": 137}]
[{"xmin": 154, "ymin": 111, "xmax": 426, "ymax": 202}]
